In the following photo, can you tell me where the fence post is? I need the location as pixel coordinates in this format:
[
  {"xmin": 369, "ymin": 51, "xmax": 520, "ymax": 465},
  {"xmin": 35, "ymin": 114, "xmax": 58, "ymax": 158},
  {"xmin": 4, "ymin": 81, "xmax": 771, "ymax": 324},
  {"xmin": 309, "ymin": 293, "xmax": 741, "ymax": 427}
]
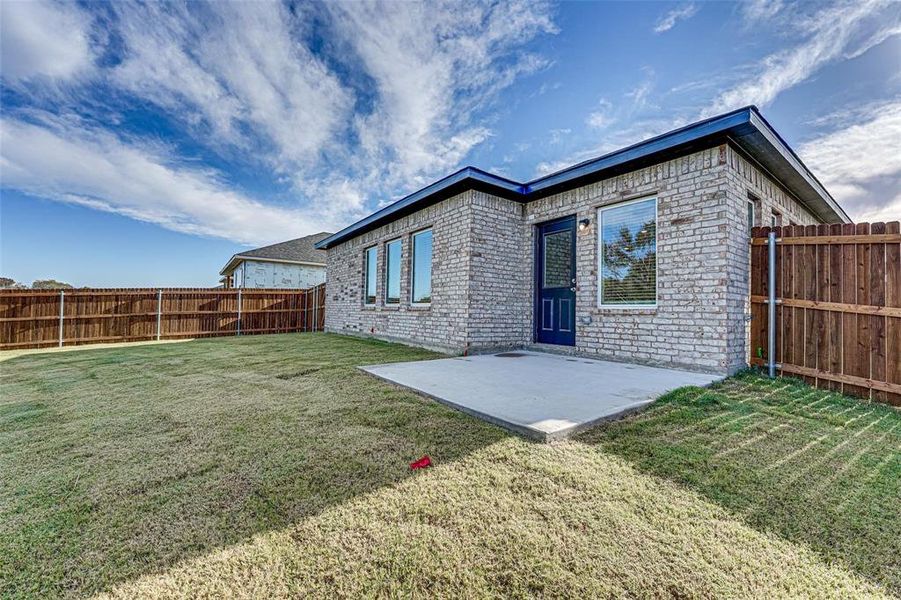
[
  {"xmin": 58, "ymin": 290, "xmax": 65, "ymax": 347},
  {"xmin": 156, "ymin": 289, "xmax": 163, "ymax": 341},
  {"xmin": 236, "ymin": 289, "xmax": 242, "ymax": 336},
  {"xmin": 767, "ymin": 230, "xmax": 777, "ymax": 378}
]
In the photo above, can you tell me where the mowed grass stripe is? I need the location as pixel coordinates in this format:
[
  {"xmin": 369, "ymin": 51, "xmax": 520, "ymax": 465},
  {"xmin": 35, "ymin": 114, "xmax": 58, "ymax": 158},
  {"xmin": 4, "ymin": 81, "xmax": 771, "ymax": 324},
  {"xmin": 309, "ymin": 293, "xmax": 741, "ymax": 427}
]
[
  {"xmin": 582, "ymin": 372, "xmax": 901, "ymax": 593},
  {"xmin": 1, "ymin": 334, "xmax": 898, "ymax": 598}
]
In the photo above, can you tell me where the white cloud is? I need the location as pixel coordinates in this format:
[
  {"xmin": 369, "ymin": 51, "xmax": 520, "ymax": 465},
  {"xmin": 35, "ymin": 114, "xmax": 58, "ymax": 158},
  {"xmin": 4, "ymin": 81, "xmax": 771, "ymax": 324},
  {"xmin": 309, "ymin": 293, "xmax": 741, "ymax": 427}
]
[
  {"xmin": 740, "ymin": 0, "xmax": 784, "ymax": 24},
  {"xmin": 324, "ymin": 0, "xmax": 556, "ymax": 189},
  {"xmin": 0, "ymin": 0, "xmax": 94, "ymax": 82},
  {"xmin": 586, "ymin": 99, "xmax": 614, "ymax": 129},
  {"xmin": 799, "ymin": 99, "xmax": 901, "ymax": 222},
  {"xmin": 548, "ymin": 128, "xmax": 572, "ymax": 144},
  {"xmin": 535, "ymin": 114, "xmax": 688, "ymax": 178},
  {"xmin": 0, "ymin": 0, "xmax": 557, "ymax": 243},
  {"xmin": 704, "ymin": 0, "xmax": 898, "ymax": 116},
  {"xmin": 108, "ymin": 0, "xmax": 555, "ymax": 192},
  {"xmin": 0, "ymin": 116, "xmax": 329, "ymax": 245},
  {"xmin": 844, "ymin": 23, "xmax": 901, "ymax": 59},
  {"xmin": 625, "ymin": 68, "xmax": 657, "ymax": 112},
  {"xmin": 540, "ymin": 70, "xmax": 675, "ymax": 178},
  {"xmin": 653, "ymin": 3, "xmax": 698, "ymax": 34},
  {"xmin": 109, "ymin": 1, "xmax": 351, "ymax": 171},
  {"xmin": 856, "ymin": 192, "xmax": 901, "ymax": 223}
]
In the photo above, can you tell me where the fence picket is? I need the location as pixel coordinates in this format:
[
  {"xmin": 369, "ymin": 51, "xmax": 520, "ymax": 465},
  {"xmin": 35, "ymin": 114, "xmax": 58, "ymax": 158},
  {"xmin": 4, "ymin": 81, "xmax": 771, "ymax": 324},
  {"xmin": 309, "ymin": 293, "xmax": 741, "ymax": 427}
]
[
  {"xmin": 848, "ymin": 223, "xmax": 872, "ymax": 398},
  {"xmin": 885, "ymin": 222, "xmax": 901, "ymax": 405},
  {"xmin": 815, "ymin": 224, "xmax": 830, "ymax": 389},
  {"xmin": 751, "ymin": 222, "xmax": 900, "ymax": 405},
  {"xmin": 827, "ymin": 223, "xmax": 844, "ymax": 392},
  {"xmin": 0, "ymin": 285, "xmax": 325, "ymax": 350}
]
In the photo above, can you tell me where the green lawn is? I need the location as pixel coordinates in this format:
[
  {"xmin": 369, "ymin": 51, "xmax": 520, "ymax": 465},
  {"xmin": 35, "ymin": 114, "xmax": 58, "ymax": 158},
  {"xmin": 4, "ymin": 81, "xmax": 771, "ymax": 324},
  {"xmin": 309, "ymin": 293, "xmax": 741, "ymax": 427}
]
[{"xmin": 1, "ymin": 333, "xmax": 898, "ymax": 598}]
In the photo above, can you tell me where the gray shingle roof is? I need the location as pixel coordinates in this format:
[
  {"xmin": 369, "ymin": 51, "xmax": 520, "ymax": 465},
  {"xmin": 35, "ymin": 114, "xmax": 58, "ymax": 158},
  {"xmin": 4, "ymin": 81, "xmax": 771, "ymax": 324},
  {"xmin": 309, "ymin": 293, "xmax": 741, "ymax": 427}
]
[{"xmin": 220, "ymin": 232, "xmax": 332, "ymax": 275}]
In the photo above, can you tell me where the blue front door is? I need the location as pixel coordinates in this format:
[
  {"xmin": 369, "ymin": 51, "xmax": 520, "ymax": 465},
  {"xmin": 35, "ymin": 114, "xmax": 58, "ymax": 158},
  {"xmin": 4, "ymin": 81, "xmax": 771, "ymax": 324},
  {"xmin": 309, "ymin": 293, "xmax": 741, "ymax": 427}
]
[{"xmin": 535, "ymin": 216, "xmax": 576, "ymax": 346}]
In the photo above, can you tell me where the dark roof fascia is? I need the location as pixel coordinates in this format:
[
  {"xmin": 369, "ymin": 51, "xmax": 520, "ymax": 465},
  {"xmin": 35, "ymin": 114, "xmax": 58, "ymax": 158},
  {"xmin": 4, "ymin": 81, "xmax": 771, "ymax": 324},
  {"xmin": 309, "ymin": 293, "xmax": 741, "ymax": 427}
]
[
  {"xmin": 745, "ymin": 109, "xmax": 850, "ymax": 223},
  {"xmin": 316, "ymin": 106, "xmax": 849, "ymax": 249},
  {"xmin": 315, "ymin": 167, "xmax": 524, "ymax": 249},
  {"xmin": 523, "ymin": 106, "xmax": 753, "ymax": 197}
]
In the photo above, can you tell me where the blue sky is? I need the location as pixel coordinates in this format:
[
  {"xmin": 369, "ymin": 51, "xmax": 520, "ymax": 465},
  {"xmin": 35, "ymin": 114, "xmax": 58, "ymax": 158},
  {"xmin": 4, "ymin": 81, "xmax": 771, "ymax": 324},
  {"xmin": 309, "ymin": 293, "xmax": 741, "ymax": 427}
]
[{"xmin": 1, "ymin": 0, "xmax": 899, "ymax": 287}]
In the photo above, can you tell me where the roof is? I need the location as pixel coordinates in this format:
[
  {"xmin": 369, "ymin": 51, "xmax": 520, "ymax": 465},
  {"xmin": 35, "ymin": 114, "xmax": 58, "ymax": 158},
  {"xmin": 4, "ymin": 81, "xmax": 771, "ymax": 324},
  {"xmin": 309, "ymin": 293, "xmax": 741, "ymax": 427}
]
[
  {"xmin": 316, "ymin": 106, "xmax": 850, "ymax": 250},
  {"xmin": 220, "ymin": 231, "xmax": 332, "ymax": 275}
]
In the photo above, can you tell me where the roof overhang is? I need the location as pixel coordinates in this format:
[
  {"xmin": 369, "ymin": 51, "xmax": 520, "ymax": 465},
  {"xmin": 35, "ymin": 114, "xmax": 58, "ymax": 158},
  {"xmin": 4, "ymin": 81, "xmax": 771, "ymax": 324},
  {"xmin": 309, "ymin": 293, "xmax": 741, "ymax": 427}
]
[
  {"xmin": 219, "ymin": 255, "xmax": 326, "ymax": 276},
  {"xmin": 316, "ymin": 106, "xmax": 849, "ymax": 250},
  {"xmin": 315, "ymin": 167, "xmax": 524, "ymax": 250}
]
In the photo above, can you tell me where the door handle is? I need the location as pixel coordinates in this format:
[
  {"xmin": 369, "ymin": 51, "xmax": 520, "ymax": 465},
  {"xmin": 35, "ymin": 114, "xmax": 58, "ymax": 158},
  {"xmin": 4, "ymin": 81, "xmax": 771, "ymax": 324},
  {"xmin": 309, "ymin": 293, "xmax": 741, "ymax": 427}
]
[{"xmin": 570, "ymin": 287, "xmax": 576, "ymax": 292}]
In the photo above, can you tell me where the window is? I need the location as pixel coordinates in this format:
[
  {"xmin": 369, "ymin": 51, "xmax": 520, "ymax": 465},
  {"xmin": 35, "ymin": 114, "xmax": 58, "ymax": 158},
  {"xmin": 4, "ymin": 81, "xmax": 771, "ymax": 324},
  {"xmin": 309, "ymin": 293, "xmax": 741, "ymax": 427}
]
[
  {"xmin": 771, "ymin": 210, "xmax": 782, "ymax": 228},
  {"xmin": 598, "ymin": 197, "xmax": 657, "ymax": 307},
  {"xmin": 543, "ymin": 230, "xmax": 573, "ymax": 288},
  {"xmin": 747, "ymin": 193, "xmax": 761, "ymax": 234},
  {"xmin": 364, "ymin": 246, "xmax": 377, "ymax": 305},
  {"xmin": 385, "ymin": 239, "xmax": 401, "ymax": 304},
  {"xmin": 411, "ymin": 229, "xmax": 433, "ymax": 304}
]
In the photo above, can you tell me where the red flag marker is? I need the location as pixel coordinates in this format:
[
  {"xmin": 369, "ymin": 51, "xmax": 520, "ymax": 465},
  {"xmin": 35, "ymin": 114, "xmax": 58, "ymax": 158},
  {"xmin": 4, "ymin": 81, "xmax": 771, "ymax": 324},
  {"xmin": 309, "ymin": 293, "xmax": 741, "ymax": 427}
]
[{"xmin": 409, "ymin": 455, "xmax": 431, "ymax": 470}]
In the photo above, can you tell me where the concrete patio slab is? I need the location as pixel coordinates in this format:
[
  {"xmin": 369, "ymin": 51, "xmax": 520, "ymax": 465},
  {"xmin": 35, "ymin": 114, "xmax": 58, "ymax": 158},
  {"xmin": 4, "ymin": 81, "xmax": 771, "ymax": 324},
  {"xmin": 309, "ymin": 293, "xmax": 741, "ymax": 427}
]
[{"xmin": 361, "ymin": 351, "xmax": 722, "ymax": 441}]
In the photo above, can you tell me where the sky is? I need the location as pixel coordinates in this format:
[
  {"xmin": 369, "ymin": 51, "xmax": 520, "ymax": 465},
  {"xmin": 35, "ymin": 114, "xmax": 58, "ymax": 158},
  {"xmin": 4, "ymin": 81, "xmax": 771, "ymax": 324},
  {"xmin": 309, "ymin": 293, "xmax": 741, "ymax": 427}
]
[{"xmin": 1, "ymin": 0, "xmax": 899, "ymax": 287}]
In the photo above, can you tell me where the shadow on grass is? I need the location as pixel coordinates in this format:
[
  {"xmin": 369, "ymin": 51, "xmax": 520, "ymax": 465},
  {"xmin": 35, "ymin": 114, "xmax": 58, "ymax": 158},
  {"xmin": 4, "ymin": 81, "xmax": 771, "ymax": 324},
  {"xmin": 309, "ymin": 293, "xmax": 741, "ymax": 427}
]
[
  {"xmin": 0, "ymin": 333, "xmax": 509, "ymax": 599},
  {"xmin": 576, "ymin": 371, "xmax": 901, "ymax": 594}
]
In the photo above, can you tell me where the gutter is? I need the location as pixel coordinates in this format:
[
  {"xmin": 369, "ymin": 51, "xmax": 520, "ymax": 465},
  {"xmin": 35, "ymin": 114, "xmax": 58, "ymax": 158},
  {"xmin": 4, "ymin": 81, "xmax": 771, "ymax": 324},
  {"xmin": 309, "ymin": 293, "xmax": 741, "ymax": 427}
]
[
  {"xmin": 746, "ymin": 109, "xmax": 850, "ymax": 223},
  {"xmin": 316, "ymin": 106, "xmax": 850, "ymax": 250}
]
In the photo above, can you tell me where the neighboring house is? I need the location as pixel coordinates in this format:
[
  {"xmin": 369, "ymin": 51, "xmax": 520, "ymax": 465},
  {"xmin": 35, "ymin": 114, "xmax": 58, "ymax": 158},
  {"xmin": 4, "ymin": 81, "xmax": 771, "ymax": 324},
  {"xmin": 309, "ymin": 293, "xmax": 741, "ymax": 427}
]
[
  {"xmin": 220, "ymin": 232, "xmax": 332, "ymax": 289},
  {"xmin": 316, "ymin": 107, "xmax": 850, "ymax": 375}
]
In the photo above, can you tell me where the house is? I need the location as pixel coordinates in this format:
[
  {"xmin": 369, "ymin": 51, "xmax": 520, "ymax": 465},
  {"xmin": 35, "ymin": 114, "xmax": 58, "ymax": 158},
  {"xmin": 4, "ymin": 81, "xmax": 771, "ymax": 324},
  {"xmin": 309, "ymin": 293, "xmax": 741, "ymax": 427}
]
[
  {"xmin": 220, "ymin": 232, "xmax": 332, "ymax": 289},
  {"xmin": 315, "ymin": 106, "xmax": 850, "ymax": 375}
]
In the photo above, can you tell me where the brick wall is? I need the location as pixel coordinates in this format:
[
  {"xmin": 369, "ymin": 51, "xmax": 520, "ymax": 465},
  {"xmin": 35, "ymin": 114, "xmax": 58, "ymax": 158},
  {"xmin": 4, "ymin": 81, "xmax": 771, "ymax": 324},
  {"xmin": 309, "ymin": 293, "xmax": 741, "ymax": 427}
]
[
  {"xmin": 721, "ymin": 145, "xmax": 821, "ymax": 370},
  {"xmin": 324, "ymin": 143, "xmax": 827, "ymax": 373},
  {"xmin": 324, "ymin": 192, "xmax": 473, "ymax": 353},
  {"xmin": 466, "ymin": 192, "xmax": 532, "ymax": 350},
  {"xmin": 520, "ymin": 146, "xmax": 732, "ymax": 372}
]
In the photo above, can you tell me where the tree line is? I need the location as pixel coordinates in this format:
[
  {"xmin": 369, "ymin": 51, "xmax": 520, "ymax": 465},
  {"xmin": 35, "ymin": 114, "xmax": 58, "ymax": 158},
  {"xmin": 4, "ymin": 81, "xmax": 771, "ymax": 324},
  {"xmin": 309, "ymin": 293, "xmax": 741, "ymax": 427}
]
[{"xmin": 0, "ymin": 277, "xmax": 74, "ymax": 290}]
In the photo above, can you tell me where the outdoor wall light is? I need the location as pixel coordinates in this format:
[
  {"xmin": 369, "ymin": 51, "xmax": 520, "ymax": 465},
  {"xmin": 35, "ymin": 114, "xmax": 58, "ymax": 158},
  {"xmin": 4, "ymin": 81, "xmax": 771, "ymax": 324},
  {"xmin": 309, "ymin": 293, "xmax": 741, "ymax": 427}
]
[{"xmin": 578, "ymin": 218, "xmax": 591, "ymax": 231}]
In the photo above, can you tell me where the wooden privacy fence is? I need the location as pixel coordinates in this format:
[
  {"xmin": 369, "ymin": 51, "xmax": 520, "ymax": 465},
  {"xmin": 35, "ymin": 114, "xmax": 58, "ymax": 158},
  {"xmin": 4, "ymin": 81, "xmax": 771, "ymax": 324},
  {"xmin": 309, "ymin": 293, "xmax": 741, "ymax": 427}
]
[
  {"xmin": 0, "ymin": 285, "xmax": 325, "ymax": 350},
  {"xmin": 750, "ymin": 222, "xmax": 900, "ymax": 406}
]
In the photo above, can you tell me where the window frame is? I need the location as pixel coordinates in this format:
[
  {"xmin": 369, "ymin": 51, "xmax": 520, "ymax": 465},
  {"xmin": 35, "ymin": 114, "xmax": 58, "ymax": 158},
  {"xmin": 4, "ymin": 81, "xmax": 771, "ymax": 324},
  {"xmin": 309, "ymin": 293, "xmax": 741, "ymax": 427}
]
[
  {"xmin": 384, "ymin": 238, "xmax": 402, "ymax": 305},
  {"xmin": 363, "ymin": 245, "xmax": 378, "ymax": 306},
  {"xmin": 597, "ymin": 196, "xmax": 658, "ymax": 310},
  {"xmin": 410, "ymin": 228, "xmax": 433, "ymax": 306},
  {"xmin": 747, "ymin": 193, "xmax": 761, "ymax": 236}
]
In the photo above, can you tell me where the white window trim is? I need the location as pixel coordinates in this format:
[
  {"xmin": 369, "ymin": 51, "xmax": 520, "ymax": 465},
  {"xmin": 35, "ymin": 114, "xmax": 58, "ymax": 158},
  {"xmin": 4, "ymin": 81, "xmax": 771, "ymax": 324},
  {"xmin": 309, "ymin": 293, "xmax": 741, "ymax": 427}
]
[
  {"xmin": 363, "ymin": 246, "xmax": 377, "ymax": 306},
  {"xmin": 384, "ymin": 238, "xmax": 402, "ymax": 305},
  {"xmin": 410, "ymin": 228, "xmax": 433, "ymax": 306},
  {"xmin": 597, "ymin": 196, "xmax": 658, "ymax": 309}
]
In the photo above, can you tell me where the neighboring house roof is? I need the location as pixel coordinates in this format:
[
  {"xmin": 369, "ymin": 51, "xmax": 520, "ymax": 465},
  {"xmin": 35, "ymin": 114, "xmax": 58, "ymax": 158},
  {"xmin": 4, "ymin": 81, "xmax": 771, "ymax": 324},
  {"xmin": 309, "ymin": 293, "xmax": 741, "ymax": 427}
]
[
  {"xmin": 316, "ymin": 106, "xmax": 850, "ymax": 250},
  {"xmin": 220, "ymin": 232, "xmax": 332, "ymax": 275}
]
